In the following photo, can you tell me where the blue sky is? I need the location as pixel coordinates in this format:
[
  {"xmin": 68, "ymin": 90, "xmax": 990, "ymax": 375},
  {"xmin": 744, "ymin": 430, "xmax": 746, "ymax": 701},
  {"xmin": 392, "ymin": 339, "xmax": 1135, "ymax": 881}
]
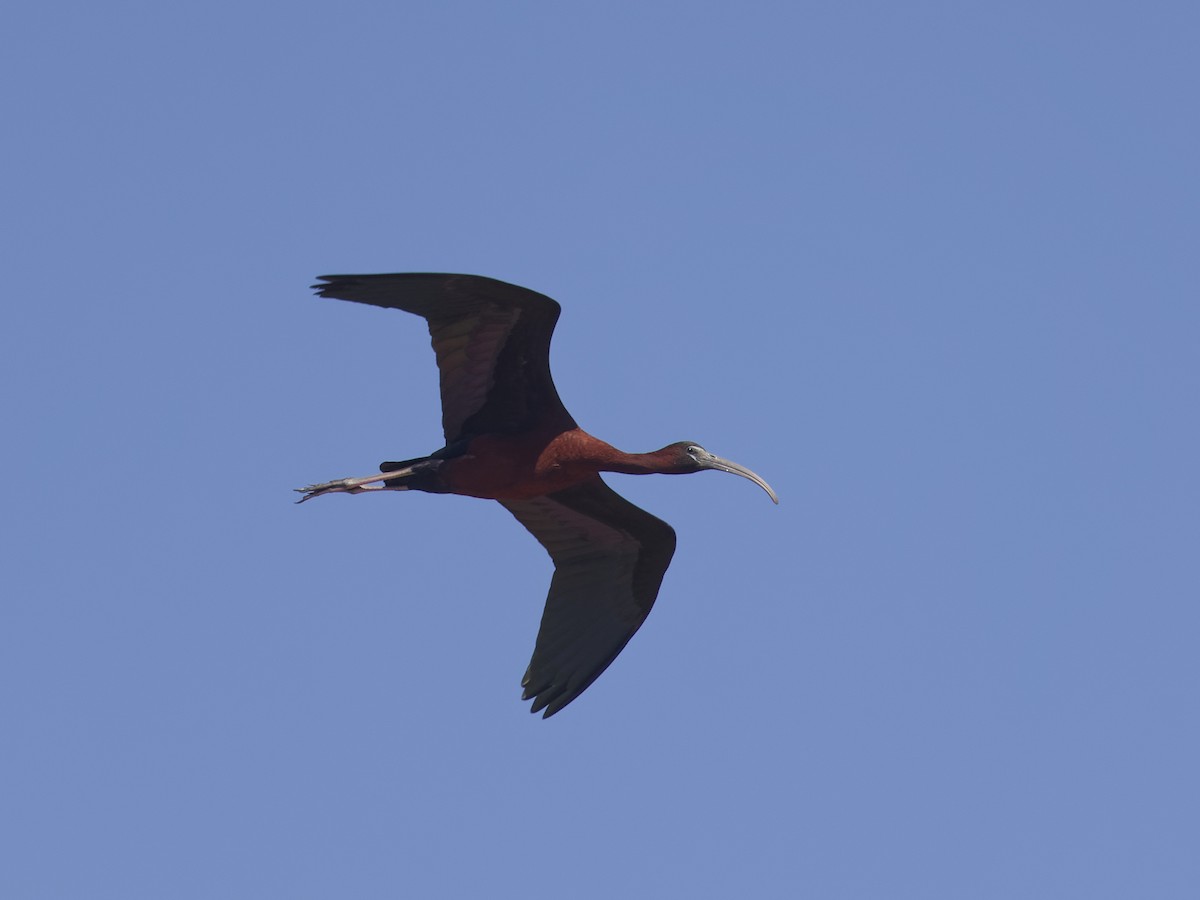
[{"xmin": 3, "ymin": 2, "xmax": 1198, "ymax": 897}]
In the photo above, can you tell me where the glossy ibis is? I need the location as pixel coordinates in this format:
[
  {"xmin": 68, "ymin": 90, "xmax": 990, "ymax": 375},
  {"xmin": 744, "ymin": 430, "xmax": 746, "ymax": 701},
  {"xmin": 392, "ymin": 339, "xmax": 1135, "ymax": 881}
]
[{"xmin": 298, "ymin": 273, "xmax": 777, "ymax": 717}]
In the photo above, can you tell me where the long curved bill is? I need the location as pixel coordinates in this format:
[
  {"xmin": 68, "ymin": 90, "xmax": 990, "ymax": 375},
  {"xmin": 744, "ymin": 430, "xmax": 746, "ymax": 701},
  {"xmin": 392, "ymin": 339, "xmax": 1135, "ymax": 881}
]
[{"xmin": 701, "ymin": 453, "xmax": 779, "ymax": 504}]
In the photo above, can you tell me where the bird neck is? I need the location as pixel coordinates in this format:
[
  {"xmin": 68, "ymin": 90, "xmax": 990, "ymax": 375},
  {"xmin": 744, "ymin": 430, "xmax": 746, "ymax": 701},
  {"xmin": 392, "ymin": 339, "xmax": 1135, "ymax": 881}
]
[{"xmin": 597, "ymin": 445, "xmax": 684, "ymax": 476}]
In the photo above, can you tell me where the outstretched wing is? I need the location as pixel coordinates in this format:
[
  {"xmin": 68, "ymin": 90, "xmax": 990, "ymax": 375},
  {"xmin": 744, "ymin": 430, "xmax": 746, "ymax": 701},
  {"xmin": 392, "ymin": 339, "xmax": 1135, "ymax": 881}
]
[
  {"xmin": 500, "ymin": 477, "xmax": 677, "ymax": 718},
  {"xmin": 312, "ymin": 273, "xmax": 575, "ymax": 442}
]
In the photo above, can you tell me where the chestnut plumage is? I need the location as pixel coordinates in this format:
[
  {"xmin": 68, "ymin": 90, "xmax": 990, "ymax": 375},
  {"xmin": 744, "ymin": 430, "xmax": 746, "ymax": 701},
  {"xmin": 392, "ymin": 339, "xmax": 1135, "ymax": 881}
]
[{"xmin": 298, "ymin": 273, "xmax": 776, "ymax": 717}]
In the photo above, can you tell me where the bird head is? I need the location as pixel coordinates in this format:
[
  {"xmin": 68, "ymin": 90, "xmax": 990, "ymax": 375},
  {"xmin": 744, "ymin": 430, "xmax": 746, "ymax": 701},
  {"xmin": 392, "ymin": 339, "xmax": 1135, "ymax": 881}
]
[{"xmin": 665, "ymin": 442, "xmax": 779, "ymax": 503}]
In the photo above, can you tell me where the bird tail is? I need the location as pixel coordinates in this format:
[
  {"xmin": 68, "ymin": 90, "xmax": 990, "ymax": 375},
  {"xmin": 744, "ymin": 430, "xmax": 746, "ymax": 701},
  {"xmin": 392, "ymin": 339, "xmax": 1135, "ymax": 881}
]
[
  {"xmin": 377, "ymin": 456, "xmax": 449, "ymax": 493},
  {"xmin": 380, "ymin": 455, "xmax": 429, "ymax": 472}
]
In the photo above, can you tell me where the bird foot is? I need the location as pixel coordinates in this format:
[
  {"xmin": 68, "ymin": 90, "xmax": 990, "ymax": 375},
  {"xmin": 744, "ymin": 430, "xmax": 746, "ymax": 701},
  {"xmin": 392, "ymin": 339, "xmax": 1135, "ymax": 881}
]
[
  {"xmin": 294, "ymin": 477, "xmax": 384, "ymax": 503},
  {"xmin": 294, "ymin": 465, "xmax": 417, "ymax": 503}
]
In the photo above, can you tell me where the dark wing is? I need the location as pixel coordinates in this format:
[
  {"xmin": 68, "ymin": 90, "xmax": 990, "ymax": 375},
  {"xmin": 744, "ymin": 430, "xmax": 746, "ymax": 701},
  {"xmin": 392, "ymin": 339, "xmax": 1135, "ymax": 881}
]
[
  {"xmin": 312, "ymin": 273, "xmax": 575, "ymax": 442},
  {"xmin": 500, "ymin": 477, "xmax": 677, "ymax": 718}
]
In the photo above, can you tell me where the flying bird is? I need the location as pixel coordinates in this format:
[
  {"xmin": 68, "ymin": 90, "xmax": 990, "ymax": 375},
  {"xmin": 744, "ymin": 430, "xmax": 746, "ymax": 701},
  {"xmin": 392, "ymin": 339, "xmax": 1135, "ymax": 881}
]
[{"xmin": 298, "ymin": 274, "xmax": 777, "ymax": 717}]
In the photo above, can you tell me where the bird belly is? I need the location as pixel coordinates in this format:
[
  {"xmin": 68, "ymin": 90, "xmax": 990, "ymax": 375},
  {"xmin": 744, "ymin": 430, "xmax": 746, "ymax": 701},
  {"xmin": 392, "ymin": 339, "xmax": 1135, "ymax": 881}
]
[{"xmin": 438, "ymin": 431, "xmax": 605, "ymax": 500}]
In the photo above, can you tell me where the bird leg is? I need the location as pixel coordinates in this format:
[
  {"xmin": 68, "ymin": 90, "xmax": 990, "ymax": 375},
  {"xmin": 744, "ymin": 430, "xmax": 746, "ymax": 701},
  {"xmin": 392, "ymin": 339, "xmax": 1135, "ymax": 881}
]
[{"xmin": 294, "ymin": 465, "xmax": 416, "ymax": 504}]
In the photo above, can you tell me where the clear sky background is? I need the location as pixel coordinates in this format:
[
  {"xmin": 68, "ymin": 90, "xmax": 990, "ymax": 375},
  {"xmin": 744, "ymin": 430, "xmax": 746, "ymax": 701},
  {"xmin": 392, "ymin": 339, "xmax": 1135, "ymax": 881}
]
[{"xmin": 3, "ymin": 3, "xmax": 1197, "ymax": 898}]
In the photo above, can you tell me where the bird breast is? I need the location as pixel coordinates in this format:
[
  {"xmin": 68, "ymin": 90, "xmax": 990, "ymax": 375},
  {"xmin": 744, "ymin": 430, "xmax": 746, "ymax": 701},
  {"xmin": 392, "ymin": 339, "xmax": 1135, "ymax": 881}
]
[{"xmin": 438, "ymin": 429, "xmax": 618, "ymax": 501}]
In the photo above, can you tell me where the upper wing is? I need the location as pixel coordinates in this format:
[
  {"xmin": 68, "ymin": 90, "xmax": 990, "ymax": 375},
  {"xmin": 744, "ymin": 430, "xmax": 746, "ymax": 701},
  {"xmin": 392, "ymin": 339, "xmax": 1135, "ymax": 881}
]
[
  {"xmin": 500, "ymin": 477, "xmax": 677, "ymax": 718},
  {"xmin": 312, "ymin": 273, "xmax": 575, "ymax": 442}
]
